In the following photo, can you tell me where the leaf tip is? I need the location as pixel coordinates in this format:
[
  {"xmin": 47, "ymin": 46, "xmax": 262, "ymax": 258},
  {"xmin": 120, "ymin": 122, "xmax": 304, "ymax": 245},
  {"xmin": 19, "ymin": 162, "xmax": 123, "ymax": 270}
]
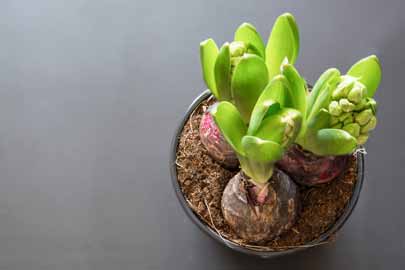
[
  {"xmin": 200, "ymin": 38, "xmax": 214, "ymax": 47},
  {"xmin": 239, "ymin": 22, "xmax": 256, "ymax": 29},
  {"xmin": 280, "ymin": 12, "xmax": 295, "ymax": 19}
]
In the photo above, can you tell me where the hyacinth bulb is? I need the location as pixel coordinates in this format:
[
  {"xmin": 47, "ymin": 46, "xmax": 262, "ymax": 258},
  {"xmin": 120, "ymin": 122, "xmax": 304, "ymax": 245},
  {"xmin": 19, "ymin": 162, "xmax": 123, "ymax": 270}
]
[
  {"xmin": 199, "ymin": 105, "xmax": 238, "ymax": 169},
  {"xmin": 221, "ymin": 169, "xmax": 299, "ymax": 242},
  {"xmin": 277, "ymin": 144, "xmax": 349, "ymax": 186}
]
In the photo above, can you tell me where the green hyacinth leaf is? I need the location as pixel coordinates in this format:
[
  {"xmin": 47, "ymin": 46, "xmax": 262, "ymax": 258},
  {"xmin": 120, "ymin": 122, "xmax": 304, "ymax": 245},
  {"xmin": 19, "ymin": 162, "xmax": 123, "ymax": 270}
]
[
  {"xmin": 210, "ymin": 102, "xmax": 247, "ymax": 156},
  {"xmin": 266, "ymin": 13, "xmax": 300, "ymax": 79},
  {"xmin": 246, "ymin": 43, "xmax": 263, "ymax": 57},
  {"xmin": 312, "ymin": 129, "xmax": 357, "ymax": 156},
  {"xmin": 307, "ymin": 68, "xmax": 341, "ymax": 118},
  {"xmin": 281, "ymin": 63, "xmax": 307, "ymax": 117},
  {"xmin": 247, "ymin": 75, "xmax": 288, "ymax": 135},
  {"xmin": 254, "ymin": 111, "xmax": 287, "ymax": 143},
  {"xmin": 306, "ymin": 83, "xmax": 333, "ymax": 128},
  {"xmin": 214, "ymin": 43, "xmax": 232, "ymax": 101},
  {"xmin": 200, "ymin": 39, "xmax": 219, "ymax": 98},
  {"xmin": 231, "ymin": 54, "xmax": 269, "ymax": 123},
  {"xmin": 241, "ymin": 136, "xmax": 284, "ymax": 162},
  {"xmin": 347, "ymin": 55, "xmax": 382, "ymax": 97},
  {"xmin": 254, "ymin": 108, "xmax": 302, "ymax": 147},
  {"xmin": 234, "ymin": 23, "xmax": 265, "ymax": 58},
  {"xmin": 306, "ymin": 108, "xmax": 331, "ymax": 132},
  {"xmin": 366, "ymin": 98, "xmax": 378, "ymax": 114}
]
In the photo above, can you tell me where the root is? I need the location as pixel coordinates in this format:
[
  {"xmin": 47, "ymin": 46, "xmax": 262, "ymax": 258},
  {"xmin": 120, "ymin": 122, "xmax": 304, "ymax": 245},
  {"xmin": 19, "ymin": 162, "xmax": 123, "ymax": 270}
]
[
  {"xmin": 353, "ymin": 147, "xmax": 367, "ymax": 156},
  {"xmin": 175, "ymin": 158, "xmax": 186, "ymax": 169},
  {"xmin": 207, "ymin": 94, "xmax": 215, "ymax": 103}
]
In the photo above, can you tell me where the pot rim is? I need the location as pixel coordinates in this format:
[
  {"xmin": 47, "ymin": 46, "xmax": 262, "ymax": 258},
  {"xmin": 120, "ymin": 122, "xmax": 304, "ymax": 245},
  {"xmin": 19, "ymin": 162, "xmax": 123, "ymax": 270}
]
[{"xmin": 170, "ymin": 90, "xmax": 365, "ymax": 258}]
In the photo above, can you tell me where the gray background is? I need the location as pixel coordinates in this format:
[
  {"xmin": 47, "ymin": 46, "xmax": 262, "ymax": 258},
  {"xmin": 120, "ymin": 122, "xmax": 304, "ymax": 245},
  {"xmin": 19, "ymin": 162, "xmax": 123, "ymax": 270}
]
[{"xmin": 0, "ymin": 0, "xmax": 403, "ymax": 269}]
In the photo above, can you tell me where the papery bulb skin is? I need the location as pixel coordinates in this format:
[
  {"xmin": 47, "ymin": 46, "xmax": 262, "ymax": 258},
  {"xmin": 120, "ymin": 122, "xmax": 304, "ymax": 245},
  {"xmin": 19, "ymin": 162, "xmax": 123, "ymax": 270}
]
[
  {"xmin": 199, "ymin": 106, "xmax": 238, "ymax": 169},
  {"xmin": 221, "ymin": 169, "xmax": 299, "ymax": 243},
  {"xmin": 277, "ymin": 144, "xmax": 349, "ymax": 186}
]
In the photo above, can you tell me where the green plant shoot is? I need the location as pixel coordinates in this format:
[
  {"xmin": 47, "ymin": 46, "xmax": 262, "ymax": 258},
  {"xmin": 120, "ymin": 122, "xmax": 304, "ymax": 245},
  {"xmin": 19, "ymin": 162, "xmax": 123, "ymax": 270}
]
[
  {"xmin": 211, "ymin": 76, "xmax": 303, "ymax": 185},
  {"xmin": 285, "ymin": 55, "xmax": 382, "ymax": 156},
  {"xmin": 200, "ymin": 13, "xmax": 300, "ymax": 123}
]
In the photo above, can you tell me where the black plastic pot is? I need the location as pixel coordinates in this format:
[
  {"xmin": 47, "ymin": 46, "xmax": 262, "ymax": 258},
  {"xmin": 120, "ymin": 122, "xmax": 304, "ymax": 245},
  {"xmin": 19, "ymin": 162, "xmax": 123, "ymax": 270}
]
[{"xmin": 170, "ymin": 90, "xmax": 365, "ymax": 258}]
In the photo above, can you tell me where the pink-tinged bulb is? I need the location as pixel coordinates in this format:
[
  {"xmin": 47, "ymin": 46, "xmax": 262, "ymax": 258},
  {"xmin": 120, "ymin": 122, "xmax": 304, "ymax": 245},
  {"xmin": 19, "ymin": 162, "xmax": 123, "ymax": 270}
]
[
  {"xmin": 277, "ymin": 144, "xmax": 349, "ymax": 186},
  {"xmin": 199, "ymin": 109, "xmax": 238, "ymax": 169}
]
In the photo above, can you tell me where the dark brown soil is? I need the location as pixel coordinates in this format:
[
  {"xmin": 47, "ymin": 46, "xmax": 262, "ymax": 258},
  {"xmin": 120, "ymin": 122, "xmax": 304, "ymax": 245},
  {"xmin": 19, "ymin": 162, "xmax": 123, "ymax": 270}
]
[{"xmin": 175, "ymin": 98, "xmax": 358, "ymax": 251}]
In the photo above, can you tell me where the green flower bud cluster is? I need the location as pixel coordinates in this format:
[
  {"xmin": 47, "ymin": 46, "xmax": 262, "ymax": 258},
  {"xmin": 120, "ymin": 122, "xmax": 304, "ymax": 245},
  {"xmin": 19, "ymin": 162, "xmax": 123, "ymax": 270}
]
[
  {"xmin": 327, "ymin": 76, "xmax": 377, "ymax": 145},
  {"xmin": 229, "ymin": 41, "xmax": 249, "ymax": 74}
]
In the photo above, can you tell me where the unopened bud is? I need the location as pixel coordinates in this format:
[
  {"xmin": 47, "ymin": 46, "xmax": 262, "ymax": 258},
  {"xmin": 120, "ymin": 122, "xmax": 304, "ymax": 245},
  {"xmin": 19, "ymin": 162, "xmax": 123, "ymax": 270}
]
[
  {"xmin": 332, "ymin": 77, "xmax": 355, "ymax": 100},
  {"xmin": 342, "ymin": 123, "xmax": 360, "ymax": 138},
  {"xmin": 343, "ymin": 117, "xmax": 353, "ymax": 125},
  {"xmin": 329, "ymin": 101, "xmax": 342, "ymax": 116},
  {"xmin": 331, "ymin": 123, "xmax": 343, "ymax": 129},
  {"xmin": 339, "ymin": 98, "xmax": 355, "ymax": 112},
  {"xmin": 357, "ymin": 134, "xmax": 369, "ymax": 145},
  {"xmin": 229, "ymin": 41, "xmax": 247, "ymax": 57},
  {"xmin": 330, "ymin": 116, "xmax": 340, "ymax": 126},
  {"xmin": 355, "ymin": 109, "xmax": 373, "ymax": 126},
  {"xmin": 348, "ymin": 85, "xmax": 364, "ymax": 103},
  {"xmin": 354, "ymin": 99, "xmax": 368, "ymax": 111},
  {"xmin": 339, "ymin": 112, "xmax": 351, "ymax": 122},
  {"xmin": 360, "ymin": 116, "xmax": 377, "ymax": 133}
]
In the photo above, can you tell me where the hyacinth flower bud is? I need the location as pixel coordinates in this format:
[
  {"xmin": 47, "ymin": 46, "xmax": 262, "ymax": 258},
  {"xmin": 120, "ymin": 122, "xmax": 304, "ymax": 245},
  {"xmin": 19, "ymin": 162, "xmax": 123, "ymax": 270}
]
[
  {"xmin": 332, "ymin": 79, "xmax": 354, "ymax": 100},
  {"xmin": 329, "ymin": 101, "xmax": 342, "ymax": 116},
  {"xmin": 331, "ymin": 123, "xmax": 343, "ymax": 129},
  {"xmin": 229, "ymin": 41, "xmax": 249, "ymax": 74},
  {"xmin": 339, "ymin": 112, "xmax": 351, "ymax": 122},
  {"xmin": 330, "ymin": 116, "xmax": 340, "ymax": 126},
  {"xmin": 360, "ymin": 116, "xmax": 377, "ymax": 133},
  {"xmin": 339, "ymin": 98, "xmax": 355, "ymax": 112},
  {"xmin": 229, "ymin": 41, "xmax": 248, "ymax": 57},
  {"xmin": 342, "ymin": 123, "xmax": 360, "ymax": 138},
  {"xmin": 354, "ymin": 99, "xmax": 368, "ymax": 111},
  {"xmin": 347, "ymin": 85, "xmax": 364, "ymax": 103},
  {"xmin": 343, "ymin": 116, "xmax": 353, "ymax": 125},
  {"xmin": 357, "ymin": 134, "xmax": 369, "ymax": 145},
  {"xmin": 355, "ymin": 109, "xmax": 373, "ymax": 125}
]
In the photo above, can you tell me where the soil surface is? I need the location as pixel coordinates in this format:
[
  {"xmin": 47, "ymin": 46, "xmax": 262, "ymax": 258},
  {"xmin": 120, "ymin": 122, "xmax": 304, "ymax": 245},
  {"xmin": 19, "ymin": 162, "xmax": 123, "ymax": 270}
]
[{"xmin": 175, "ymin": 98, "xmax": 358, "ymax": 251}]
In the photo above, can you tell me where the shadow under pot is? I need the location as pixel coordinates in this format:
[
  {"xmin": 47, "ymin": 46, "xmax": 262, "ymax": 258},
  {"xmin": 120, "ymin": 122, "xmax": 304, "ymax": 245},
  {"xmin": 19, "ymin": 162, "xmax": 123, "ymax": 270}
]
[{"xmin": 277, "ymin": 144, "xmax": 349, "ymax": 186}]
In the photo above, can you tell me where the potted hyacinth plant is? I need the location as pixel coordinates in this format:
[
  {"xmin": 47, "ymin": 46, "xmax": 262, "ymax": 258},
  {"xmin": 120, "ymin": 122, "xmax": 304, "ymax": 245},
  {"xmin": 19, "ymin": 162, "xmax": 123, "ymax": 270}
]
[
  {"xmin": 171, "ymin": 12, "xmax": 381, "ymax": 257},
  {"xmin": 199, "ymin": 13, "xmax": 299, "ymax": 168}
]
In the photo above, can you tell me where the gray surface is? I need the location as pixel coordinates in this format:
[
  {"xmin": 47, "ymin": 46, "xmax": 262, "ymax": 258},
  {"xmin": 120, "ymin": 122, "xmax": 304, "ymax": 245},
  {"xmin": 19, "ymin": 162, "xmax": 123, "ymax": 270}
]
[{"xmin": 0, "ymin": 0, "xmax": 403, "ymax": 269}]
